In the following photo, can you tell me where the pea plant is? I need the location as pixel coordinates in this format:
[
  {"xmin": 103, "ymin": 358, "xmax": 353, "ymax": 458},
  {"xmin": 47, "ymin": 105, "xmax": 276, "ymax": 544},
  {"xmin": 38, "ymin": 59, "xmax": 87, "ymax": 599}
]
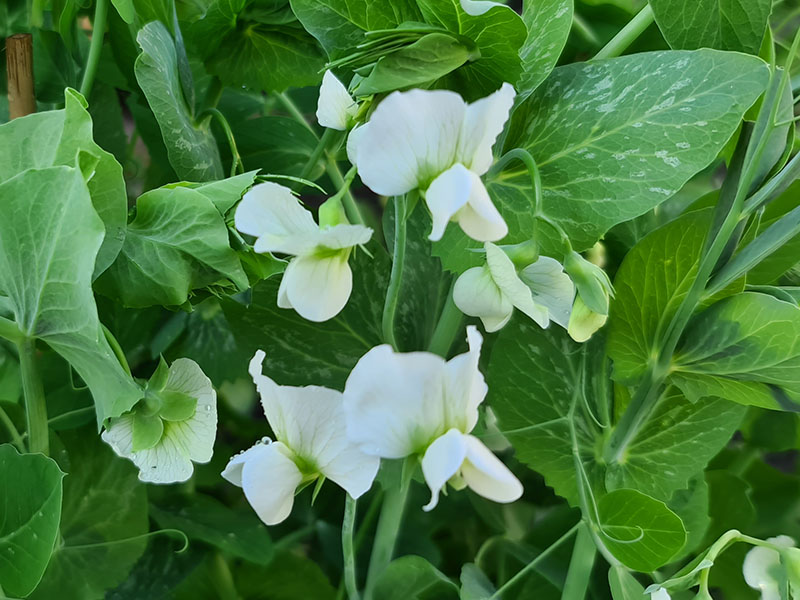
[{"xmin": 1, "ymin": 0, "xmax": 800, "ymax": 598}]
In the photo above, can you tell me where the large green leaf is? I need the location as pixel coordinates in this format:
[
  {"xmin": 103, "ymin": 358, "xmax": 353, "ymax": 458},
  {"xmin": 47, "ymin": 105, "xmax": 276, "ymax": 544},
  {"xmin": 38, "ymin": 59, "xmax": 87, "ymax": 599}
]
[
  {"xmin": 597, "ymin": 489, "xmax": 686, "ymax": 572},
  {"xmin": 746, "ymin": 181, "xmax": 800, "ymax": 285},
  {"xmin": 416, "ymin": 0, "xmax": 527, "ymax": 99},
  {"xmin": 190, "ymin": 0, "xmax": 327, "ymax": 92},
  {"xmin": 30, "ymin": 430, "xmax": 149, "ymax": 600},
  {"xmin": 372, "ymin": 556, "xmax": 459, "ymax": 600},
  {"xmin": 503, "ymin": 50, "xmax": 767, "ymax": 250},
  {"xmin": 608, "ymin": 565, "xmax": 646, "ymax": 599},
  {"xmin": 649, "ymin": 0, "xmax": 771, "ymax": 55},
  {"xmin": 0, "ymin": 89, "xmax": 127, "ymax": 278},
  {"xmin": 0, "ymin": 445, "xmax": 64, "ymax": 598},
  {"xmin": 288, "ymin": 0, "xmax": 422, "ymax": 58},
  {"xmin": 670, "ymin": 292, "xmax": 800, "ymax": 411},
  {"xmin": 135, "ymin": 21, "xmax": 223, "ymax": 182},
  {"xmin": 0, "ymin": 167, "xmax": 142, "ymax": 424},
  {"xmin": 517, "ymin": 0, "xmax": 573, "ymax": 99},
  {"xmin": 96, "ymin": 185, "xmax": 248, "ymax": 308}
]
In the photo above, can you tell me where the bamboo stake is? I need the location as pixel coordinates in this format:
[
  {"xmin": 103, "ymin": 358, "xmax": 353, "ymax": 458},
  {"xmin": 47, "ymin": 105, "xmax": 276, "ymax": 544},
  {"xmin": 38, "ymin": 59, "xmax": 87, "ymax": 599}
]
[{"xmin": 6, "ymin": 33, "xmax": 36, "ymax": 119}]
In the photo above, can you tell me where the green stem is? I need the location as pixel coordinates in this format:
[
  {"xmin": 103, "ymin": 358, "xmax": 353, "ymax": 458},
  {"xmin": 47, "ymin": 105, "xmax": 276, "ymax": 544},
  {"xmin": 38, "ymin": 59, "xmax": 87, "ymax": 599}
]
[
  {"xmin": 79, "ymin": 0, "xmax": 109, "ymax": 100},
  {"xmin": 326, "ymin": 156, "xmax": 365, "ymax": 225},
  {"xmin": 201, "ymin": 76, "xmax": 224, "ymax": 113},
  {"xmin": 572, "ymin": 13, "xmax": 600, "ymax": 48},
  {"xmin": 382, "ymin": 195, "xmax": 409, "ymax": 350},
  {"xmin": 560, "ymin": 523, "xmax": 596, "ymax": 600},
  {"xmin": 277, "ymin": 92, "xmax": 316, "ymax": 134},
  {"xmin": 343, "ymin": 495, "xmax": 361, "ymax": 600},
  {"xmin": 17, "ymin": 338, "xmax": 48, "ymax": 455},
  {"xmin": 592, "ymin": 4, "xmax": 655, "ymax": 60},
  {"xmin": 102, "ymin": 324, "xmax": 131, "ymax": 377},
  {"xmin": 491, "ymin": 523, "xmax": 580, "ymax": 599},
  {"xmin": 300, "ymin": 128, "xmax": 336, "ymax": 184},
  {"xmin": 0, "ymin": 316, "xmax": 21, "ymax": 344},
  {"xmin": 210, "ymin": 553, "xmax": 239, "ymax": 600},
  {"xmin": 427, "ymin": 283, "xmax": 463, "ymax": 357},
  {"xmin": 364, "ymin": 466, "xmax": 412, "ymax": 600},
  {"xmin": 0, "ymin": 405, "xmax": 25, "ymax": 452},
  {"xmin": 198, "ymin": 108, "xmax": 243, "ymax": 177}
]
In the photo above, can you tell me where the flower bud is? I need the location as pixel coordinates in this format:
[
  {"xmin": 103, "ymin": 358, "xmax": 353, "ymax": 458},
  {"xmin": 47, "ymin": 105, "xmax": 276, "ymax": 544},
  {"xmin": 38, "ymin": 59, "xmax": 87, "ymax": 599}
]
[
  {"xmin": 567, "ymin": 295, "xmax": 608, "ymax": 343},
  {"xmin": 563, "ymin": 250, "xmax": 614, "ymax": 316}
]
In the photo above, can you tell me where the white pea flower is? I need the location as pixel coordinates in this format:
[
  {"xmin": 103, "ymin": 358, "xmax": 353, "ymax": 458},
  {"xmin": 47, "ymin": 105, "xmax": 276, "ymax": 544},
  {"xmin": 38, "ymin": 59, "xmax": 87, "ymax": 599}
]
[
  {"xmin": 222, "ymin": 351, "xmax": 380, "ymax": 526},
  {"xmin": 316, "ymin": 70, "xmax": 357, "ymax": 130},
  {"xmin": 102, "ymin": 358, "xmax": 217, "ymax": 484},
  {"xmin": 649, "ymin": 588, "xmax": 671, "ymax": 600},
  {"xmin": 347, "ymin": 83, "xmax": 515, "ymax": 243},
  {"xmin": 343, "ymin": 326, "xmax": 523, "ymax": 510},
  {"xmin": 744, "ymin": 535, "xmax": 796, "ymax": 600},
  {"xmin": 235, "ymin": 182, "xmax": 372, "ymax": 322},
  {"xmin": 453, "ymin": 242, "xmax": 575, "ymax": 332}
]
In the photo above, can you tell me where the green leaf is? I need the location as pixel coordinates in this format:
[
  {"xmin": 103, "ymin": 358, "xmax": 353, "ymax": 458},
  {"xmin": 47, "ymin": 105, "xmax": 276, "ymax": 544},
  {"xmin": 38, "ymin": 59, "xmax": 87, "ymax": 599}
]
[
  {"xmin": 607, "ymin": 209, "xmax": 740, "ymax": 384},
  {"xmin": 0, "ymin": 167, "xmax": 142, "ymax": 424},
  {"xmin": 135, "ymin": 21, "xmax": 223, "ymax": 182},
  {"xmin": 150, "ymin": 493, "xmax": 273, "ymax": 564},
  {"xmin": 668, "ymin": 475, "xmax": 710, "ymax": 559},
  {"xmin": 597, "ymin": 488, "xmax": 686, "ymax": 572},
  {"xmin": 0, "ymin": 444, "xmax": 64, "ymax": 598},
  {"xmin": 416, "ymin": 0, "xmax": 527, "ymax": 100},
  {"xmin": 372, "ymin": 556, "xmax": 459, "ymax": 600},
  {"xmin": 671, "ymin": 292, "xmax": 800, "ymax": 411},
  {"xmin": 191, "ymin": 0, "xmax": 327, "ymax": 92},
  {"xmin": 517, "ymin": 0, "xmax": 573, "ymax": 99},
  {"xmin": 30, "ymin": 430, "xmax": 149, "ymax": 600},
  {"xmin": 95, "ymin": 185, "xmax": 248, "ymax": 308},
  {"xmin": 355, "ymin": 32, "xmax": 473, "ymax": 96},
  {"xmin": 649, "ymin": 0, "xmax": 772, "ymax": 55},
  {"xmin": 167, "ymin": 170, "xmax": 258, "ymax": 215},
  {"xmin": 459, "ymin": 563, "xmax": 496, "ymax": 600},
  {"xmin": 503, "ymin": 50, "xmax": 768, "ymax": 251},
  {"xmin": 235, "ymin": 550, "xmax": 337, "ymax": 599},
  {"xmin": 747, "ymin": 181, "xmax": 800, "ymax": 285},
  {"xmin": 605, "ymin": 388, "xmax": 745, "ymax": 499},
  {"xmin": 132, "ymin": 411, "xmax": 165, "ymax": 451},
  {"xmin": 223, "ymin": 249, "xmax": 384, "ymax": 389},
  {"xmin": 702, "ymin": 470, "xmax": 755, "ymax": 546},
  {"xmin": 0, "ymin": 89, "xmax": 128, "ymax": 278},
  {"xmin": 608, "ymin": 565, "xmax": 646, "ymax": 599},
  {"xmin": 289, "ymin": 0, "xmax": 422, "ymax": 58},
  {"xmin": 111, "ymin": 0, "xmax": 135, "ymax": 22}
]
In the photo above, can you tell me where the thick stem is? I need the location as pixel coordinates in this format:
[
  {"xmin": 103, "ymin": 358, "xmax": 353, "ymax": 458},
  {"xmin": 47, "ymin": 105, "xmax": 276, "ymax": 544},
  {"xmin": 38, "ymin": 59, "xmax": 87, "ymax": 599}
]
[
  {"xmin": 491, "ymin": 523, "xmax": 580, "ymax": 599},
  {"xmin": 382, "ymin": 195, "xmax": 409, "ymax": 350},
  {"xmin": 18, "ymin": 338, "xmax": 48, "ymax": 455},
  {"xmin": 560, "ymin": 523, "xmax": 596, "ymax": 600},
  {"xmin": 592, "ymin": 4, "xmax": 655, "ymax": 60},
  {"xmin": 79, "ymin": 0, "xmax": 109, "ymax": 100},
  {"xmin": 343, "ymin": 495, "xmax": 360, "ymax": 600},
  {"xmin": 299, "ymin": 128, "xmax": 335, "ymax": 184},
  {"xmin": 364, "ymin": 468, "xmax": 411, "ymax": 600},
  {"xmin": 6, "ymin": 33, "xmax": 36, "ymax": 119},
  {"xmin": 210, "ymin": 553, "xmax": 239, "ymax": 600},
  {"xmin": 427, "ymin": 284, "xmax": 463, "ymax": 357}
]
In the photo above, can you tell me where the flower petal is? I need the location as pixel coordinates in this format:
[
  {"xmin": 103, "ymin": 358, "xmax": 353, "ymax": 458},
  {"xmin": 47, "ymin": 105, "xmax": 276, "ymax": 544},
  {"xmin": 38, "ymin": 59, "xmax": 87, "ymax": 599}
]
[
  {"xmin": 454, "ymin": 175, "xmax": 508, "ymax": 242},
  {"xmin": 453, "ymin": 265, "xmax": 514, "ymax": 333},
  {"xmin": 567, "ymin": 296, "xmax": 607, "ymax": 343},
  {"xmin": 425, "ymin": 163, "xmax": 473, "ymax": 242},
  {"xmin": 232, "ymin": 441, "xmax": 303, "ymax": 526},
  {"xmin": 457, "ymin": 82, "xmax": 515, "ymax": 175},
  {"xmin": 235, "ymin": 182, "xmax": 318, "ymax": 254},
  {"xmin": 353, "ymin": 89, "xmax": 466, "ymax": 196},
  {"xmin": 442, "ymin": 326, "xmax": 487, "ymax": 434},
  {"xmin": 459, "ymin": 0, "xmax": 507, "ymax": 16},
  {"xmin": 320, "ymin": 445, "xmax": 380, "ymax": 499},
  {"xmin": 344, "ymin": 344, "xmax": 447, "ymax": 458},
  {"xmin": 485, "ymin": 242, "xmax": 547, "ymax": 327},
  {"xmin": 520, "ymin": 257, "xmax": 576, "ymax": 329},
  {"xmin": 421, "ymin": 429, "xmax": 468, "ymax": 511},
  {"xmin": 316, "ymin": 71, "xmax": 356, "ymax": 130},
  {"xmin": 315, "ymin": 223, "xmax": 373, "ymax": 251},
  {"xmin": 282, "ymin": 253, "xmax": 353, "ymax": 322},
  {"xmin": 649, "ymin": 588, "xmax": 671, "ymax": 600},
  {"xmin": 461, "ymin": 435, "xmax": 523, "ymax": 503}
]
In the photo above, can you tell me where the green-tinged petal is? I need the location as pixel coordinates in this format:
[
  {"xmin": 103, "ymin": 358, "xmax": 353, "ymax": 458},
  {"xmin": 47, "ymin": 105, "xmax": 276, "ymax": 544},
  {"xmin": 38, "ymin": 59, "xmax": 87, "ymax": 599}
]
[
  {"xmin": 520, "ymin": 256, "xmax": 575, "ymax": 329},
  {"xmin": 567, "ymin": 296, "xmax": 608, "ymax": 343},
  {"xmin": 485, "ymin": 242, "xmax": 547, "ymax": 327}
]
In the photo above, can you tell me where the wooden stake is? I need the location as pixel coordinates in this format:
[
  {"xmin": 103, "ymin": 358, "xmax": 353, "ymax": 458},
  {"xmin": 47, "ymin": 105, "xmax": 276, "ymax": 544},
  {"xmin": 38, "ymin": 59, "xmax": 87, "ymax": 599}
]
[{"xmin": 6, "ymin": 34, "xmax": 36, "ymax": 119}]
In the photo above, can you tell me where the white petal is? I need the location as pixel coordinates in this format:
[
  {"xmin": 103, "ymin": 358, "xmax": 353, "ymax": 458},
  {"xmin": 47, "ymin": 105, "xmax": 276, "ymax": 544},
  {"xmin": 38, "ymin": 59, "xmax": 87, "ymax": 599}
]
[
  {"xmin": 743, "ymin": 537, "xmax": 795, "ymax": 599},
  {"xmin": 344, "ymin": 344, "xmax": 447, "ymax": 458},
  {"xmin": 567, "ymin": 296, "xmax": 608, "ymax": 343},
  {"xmin": 485, "ymin": 242, "xmax": 547, "ymax": 327},
  {"xmin": 161, "ymin": 358, "xmax": 217, "ymax": 463},
  {"xmin": 353, "ymin": 89, "xmax": 465, "ymax": 196},
  {"xmin": 277, "ymin": 271, "xmax": 293, "ymax": 309},
  {"xmin": 454, "ymin": 175, "xmax": 508, "ymax": 242},
  {"xmin": 453, "ymin": 266, "xmax": 514, "ymax": 333},
  {"xmin": 282, "ymin": 253, "xmax": 353, "ymax": 322},
  {"xmin": 315, "ymin": 224, "xmax": 373, "ymax": 251},
  {"xmin": 346, "ymin": 123, "xmax": 365, "ymax": 166},
  {"xmin": 520, "ymin": 257, "xmax": 576, "ymax": 329},
  {"xmin": 425, "ymin": 163, "xmax": 473, "ymax": 242},
  {"xmin": 320, "ymin": 445, "xmax": 380, "ymax": 499},
  {"xmin": 442, "ymin": 326, "xmax": 487, "ymax": 434},
  {"xmin": 317, "ymin": 71, "xmax": 356, "ymax": 130},
  {"xmin": 226, "ymin": 441, "xmax": 303, "ymax": 526},
  {"xmin": 650, "ymin": 588, "xmax": 671, "ymax": 600},
  {"xmin": 459, "ymin": 0, "xmax": 506, "ymax": 16},
  {"xmin": 461, "ymin": 435, "xmax": 523, "ymax": 503},
  {"xmin": 421, "ymin": 429, "xmax": 468, "ymax": 511},
  {"xmin": 235, "ymin": 182, "xmax": 318, "ymax": 254},
  {"xmin": 457, "ymin": 83, "xmax": 515, "ymax": 175}
]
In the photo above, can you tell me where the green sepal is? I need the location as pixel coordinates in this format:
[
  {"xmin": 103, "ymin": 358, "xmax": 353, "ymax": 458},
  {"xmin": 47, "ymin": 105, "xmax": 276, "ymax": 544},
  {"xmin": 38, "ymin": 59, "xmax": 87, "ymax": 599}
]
[
  {"xmin": 501, "ymin": 239, "xmax": 539, "ymax": 268},
  {"xmin": 148, "ymin": 356, "xmax": 170, "ymax": 392},
  {"xmin": 311, "ymin": 475, "xmax": 326, "ymax": 505},
  {"xmin": 318, "ymin": 196, "xmax": 348, "ymax": 228},
  {"xmin": 564, "ymin": 250, "xmax": 613, "ymax": 315},
  {"xmin": 157, "ymin": 390, "xmax": 198, "ymax": 422},
  {"xmin": 131, "ymin": 411, "xmax": 164, "ymax": 451}
]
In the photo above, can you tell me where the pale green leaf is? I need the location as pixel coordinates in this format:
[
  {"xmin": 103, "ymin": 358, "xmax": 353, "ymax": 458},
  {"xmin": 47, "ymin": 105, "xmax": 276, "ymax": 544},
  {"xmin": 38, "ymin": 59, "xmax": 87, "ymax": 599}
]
[
  {"xmin": 608, "ymin": 565, "xmax": 646, "ymax": 600},
  {"xmin": 372, "ymin": 556, "xmax": 459, "ymax": 600},
  {"xmin": 517, "ymin": 0, "xmax": 573, "ymax": 99},
  {"xmin": 111, "ymin": 0, "xmax": 135, "ymax": 22}
]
